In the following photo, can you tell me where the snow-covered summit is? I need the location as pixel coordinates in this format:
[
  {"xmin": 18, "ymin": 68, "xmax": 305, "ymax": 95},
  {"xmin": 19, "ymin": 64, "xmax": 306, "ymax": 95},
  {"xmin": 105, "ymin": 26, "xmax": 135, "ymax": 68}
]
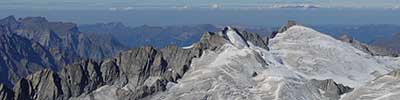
[
  {"xmin": 72, "ymin": 25, "xmax": 400, "ymax": 100},
  {"xmin": 269, "ymin": 25, "xmax": 400, "ymax": 87},
  {"xmin": 149, "ymin": 25, "xmax": 400, "ymax": 100}
]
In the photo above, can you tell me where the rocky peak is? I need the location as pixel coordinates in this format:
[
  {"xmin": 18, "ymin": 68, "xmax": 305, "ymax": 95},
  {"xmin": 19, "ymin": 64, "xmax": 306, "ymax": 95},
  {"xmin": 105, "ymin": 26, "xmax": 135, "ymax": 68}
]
[
  {"xmin": 0, "ymin": 16, "xmax": 19, "ymax": 31},
  {"xmin": 338, "ymin": 34, "xmax": 398, "ymax": 57},
  {"xmin": 270, "ymin": 20, "xmax": 297, "ymax": 38},
  {"xmin": 222, "ymin": 26, "xmax": 249, "ymax": 48},
  {"xmin": 195, "ymin": 26, "xmax": 268, "ymax": 50},
  {"xmin": 0, "ymin": 25, "xmax": 269, "ymax": 100},
  {"xmin": 19, "ymin": 17, "xmax": 48, "ymax": 24},
  {"xmin": 309, "ymin": 79, "xmax": 353, "ymax": 99},
  {"xmin": 0, "ymin": 44, "xmax": 202, "ymax": 100},
  {"xmin": 0, "ymin": 16, "xmax": 17, "ymax": 23},
  {"xmin": 278, "ymin": 20, "xmax": 297, "ymax": 33}
]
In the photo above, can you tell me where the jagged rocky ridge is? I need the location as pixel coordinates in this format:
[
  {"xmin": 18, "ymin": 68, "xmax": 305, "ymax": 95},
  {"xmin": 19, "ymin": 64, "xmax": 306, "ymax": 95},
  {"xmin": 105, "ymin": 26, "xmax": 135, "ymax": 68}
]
[
  {"xmin": 0, "ymin": 26, "xmax": 271, "ymax": 100},
  {"xmin": 338, "ymin": 35, "xmax": 398, "ymax": 57},
  {"xmin": 0, "ymin": 16, "xmax": 126, "ymax": 61},
  {"xmin": 149, "ymin": 24, "xmax": 358, "ymax": 100},
  {"xmin": 0, "ymin": 16, "xmax": 127, "ymax": 89},
  {"xmin": 1, "ymin": 21, "xmax": 399, "ymax": 100},
  {"xmin": 0, "ymin": 26, "xmax": 62, "ymax": 88}
]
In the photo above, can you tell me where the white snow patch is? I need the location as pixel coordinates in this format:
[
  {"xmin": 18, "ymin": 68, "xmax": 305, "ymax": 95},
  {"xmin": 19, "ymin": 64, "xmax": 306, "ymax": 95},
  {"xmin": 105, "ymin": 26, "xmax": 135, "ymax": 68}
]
[{"xmin": 182, "ymin": 44, "xmax": 194, "ymax": 49}]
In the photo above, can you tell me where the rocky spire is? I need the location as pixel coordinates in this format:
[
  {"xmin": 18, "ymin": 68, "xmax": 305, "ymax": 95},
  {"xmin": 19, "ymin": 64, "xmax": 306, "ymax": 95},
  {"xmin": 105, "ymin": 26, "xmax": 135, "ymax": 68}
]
[
  {"xmin": 270, "ymin": 20, "xmax": 297, "ymax": 38},
  {"xmin": 278, "ymin": 20, "xmax": 297, "ymax": 33}
]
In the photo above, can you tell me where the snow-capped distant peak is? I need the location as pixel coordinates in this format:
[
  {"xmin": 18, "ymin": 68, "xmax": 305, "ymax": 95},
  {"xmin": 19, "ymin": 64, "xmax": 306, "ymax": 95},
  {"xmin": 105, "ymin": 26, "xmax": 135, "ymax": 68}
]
[{"xmin": 224, "ymin": 26, "xmax": 249, "ymax": 48}]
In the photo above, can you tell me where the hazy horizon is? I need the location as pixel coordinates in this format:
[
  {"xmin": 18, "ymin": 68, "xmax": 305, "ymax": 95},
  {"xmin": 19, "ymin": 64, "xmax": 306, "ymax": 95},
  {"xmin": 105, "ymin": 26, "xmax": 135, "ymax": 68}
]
[{"xmin": 1, "ymin": 8, "xmax": 400, "ymax": 27}]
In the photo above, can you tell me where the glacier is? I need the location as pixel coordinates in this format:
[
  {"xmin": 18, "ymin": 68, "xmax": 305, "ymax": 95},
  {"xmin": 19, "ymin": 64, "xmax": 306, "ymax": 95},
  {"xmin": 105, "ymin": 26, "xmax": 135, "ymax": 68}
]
[
  {"xmin": 149, "ymin": 25, "xmax": 400, "ymax": 100},
  {"xmin": 74, "ymin": 25, "xmax": 400, "ymax": 100}
]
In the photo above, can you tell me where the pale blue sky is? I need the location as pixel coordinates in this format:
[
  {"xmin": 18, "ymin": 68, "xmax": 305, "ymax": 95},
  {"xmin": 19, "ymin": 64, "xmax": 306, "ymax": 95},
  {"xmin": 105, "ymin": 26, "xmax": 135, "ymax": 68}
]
[{"xmin": 1, "ymin": 0, "xmax": 400, "ymax": 10}]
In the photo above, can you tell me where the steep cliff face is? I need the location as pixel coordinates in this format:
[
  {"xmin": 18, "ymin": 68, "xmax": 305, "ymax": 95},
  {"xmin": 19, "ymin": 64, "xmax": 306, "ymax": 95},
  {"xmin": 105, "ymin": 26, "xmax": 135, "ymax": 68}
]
[
  {"xmin": 0, "ymin": 16, "xmax": 126, "ymax": 61},
  {"xmin": 0, "ymin": 26, "xmax": 269, "ymax": 100},
  {"xmin": 0, "ymin": 27, "xmax": 60, "ymax": 87},
  {"xmin": 0, "ymin": 16, "xmax": 127, "ymax": 89},
  {"xmin": 339, "ymin": 35, "xmax": 398, "ymax": 57},
  {"xmin": 0, "ymin": 45, "xmax": 202, "ymax": 100}
]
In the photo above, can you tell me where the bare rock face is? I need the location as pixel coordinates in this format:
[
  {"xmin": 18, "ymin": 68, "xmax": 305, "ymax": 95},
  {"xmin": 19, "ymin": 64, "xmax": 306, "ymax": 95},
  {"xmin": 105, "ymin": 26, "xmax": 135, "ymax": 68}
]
[
  {"xmin": 308, "ymin": 79, "xmax": 353, "ymax": 100},
  {"xmin": 278, "ymin": 20, "xmax": 297, "ymax": 33},
  {"xmin": 11, "ymin": 71, "xmax": 66, "ymax": 100},
  {"xmin": 0, "ymin": 16, "xmax": 126, "ymax": 61},
  {"xmin": 193, "ymin": 31, "xmax": 228, "ymax": 51},
  {"xmin": 270, "ymin": 20, "xmax": 297, "ymax": 39},
  {"xmin": 193, "ymin": 26, "xmax": 269, "ymax": 51},
  {"xmin": 0, "ymin": 84, "xmax": 13, "ymax": 100},
  {"xmin": 13, "ymin": 78, "xmax": 34, "ymax": 100},
  {"xmin": 239, "ymin": 31, "xmax": 269, "ymax": 49},
  {"xmin": 0, "ymin": 28, "xmax": 60, "ymax": 87},
  {"xmin": 339, "ymin": 34, "xmax": 398, "ymax": 57},
  {"xmin": 2, "ymin": 45, "xmax": 203, "ymax": 100},
  {"xmin": 0, "ymin": 16, "xmax": 127, "ymax": 90},
  {"xmin": 0, "ymin": 26, "xmax": 269, "ymax": 100}
]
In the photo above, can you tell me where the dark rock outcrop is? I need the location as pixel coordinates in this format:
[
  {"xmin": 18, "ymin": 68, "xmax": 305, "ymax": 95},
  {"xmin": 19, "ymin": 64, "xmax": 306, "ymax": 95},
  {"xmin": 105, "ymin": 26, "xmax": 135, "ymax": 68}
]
[
  {"xmin": 0, "ymin": 31, "xmax": 60, "ymax": 87},
  {"xmin": 0, "ymin": 16, "xmax": 126, "ymax": 61},
  {"xmin": 270, "ymin": 20, "xmax": 297, "ymax": 39},
  {"xmin": 0, "ymin": 84, "xmax": 13, "ymax": 100},
  {"xmin": 339, "ymin": 35, "xmax": 398, "ymax": 57},
  {"xmin": 0, "ymin": 16, "xmax": 127, "ymax": 89},
  {"xmin": 308, "ymin": 79, "xmax": 353, "ymax": 100},
  {"xmin": 387, "ymin": 69, "xmax": 400, "ymax": 78},
  {"xmin": 278, "ymin": 20, "xmax": 297, "ymax": 33},
  {"xmin": 1, "ymin": 45, "xmax": 202, "ymax": 100},
  {"xmin": 239, "ymin": 31, "xmax": 269, "ymax": 49},
  {"xmin": 192, "ymin": 26, "xmax": 269, "ymax": 51}
]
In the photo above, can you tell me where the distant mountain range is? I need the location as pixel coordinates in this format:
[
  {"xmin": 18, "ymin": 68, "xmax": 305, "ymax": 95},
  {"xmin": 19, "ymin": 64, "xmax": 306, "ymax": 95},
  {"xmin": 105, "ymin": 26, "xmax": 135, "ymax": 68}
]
[
  {"xmin": 0, "ymin": 16, "xmax": 126, "ymax": 88},
  {"xmin": 79, "ymin": 23, "xmax": 219, "ymax": 48},
  {"xmin": 79, "ymin": 22, "xmax": 400, "ymax": 51}
]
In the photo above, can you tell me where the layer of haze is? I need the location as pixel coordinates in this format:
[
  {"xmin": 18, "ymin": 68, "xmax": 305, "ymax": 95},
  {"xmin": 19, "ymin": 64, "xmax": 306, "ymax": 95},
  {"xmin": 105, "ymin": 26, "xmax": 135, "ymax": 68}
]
[{"xmin": 1, "ymin": 8, "xmax": 399, "ymax": 27}]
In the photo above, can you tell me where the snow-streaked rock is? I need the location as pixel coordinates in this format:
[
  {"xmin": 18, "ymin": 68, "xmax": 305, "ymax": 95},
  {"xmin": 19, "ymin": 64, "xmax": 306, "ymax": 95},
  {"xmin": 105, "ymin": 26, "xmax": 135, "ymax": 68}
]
[
  {"xmin": 225, "ymin": 26, "xmax": 249, "ymax": 48},
  {"xmin": 269, "ymin": 25, "xmax": 400, "ymax": 87},
  {"xmin": 150, "ymin": 43, "xmax": 344, "ymax": 100},
  {"xmin": 341, "ymin": 69, "xmax": 400, "ymax": 100},
  {"xmin": 149, "ymin": 25, "xmax": 400, "ymax": 100},
  {"xmin": 7, "ymin": 25, "xmax": 400, "ymax": 100}
]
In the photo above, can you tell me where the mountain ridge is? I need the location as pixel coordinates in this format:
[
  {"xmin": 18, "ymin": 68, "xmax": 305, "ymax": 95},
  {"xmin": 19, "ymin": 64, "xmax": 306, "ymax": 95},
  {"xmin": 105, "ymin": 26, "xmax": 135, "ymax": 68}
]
[{"xmin": 0, "ymin": 20, "xmax": 400, "ymax": 100}]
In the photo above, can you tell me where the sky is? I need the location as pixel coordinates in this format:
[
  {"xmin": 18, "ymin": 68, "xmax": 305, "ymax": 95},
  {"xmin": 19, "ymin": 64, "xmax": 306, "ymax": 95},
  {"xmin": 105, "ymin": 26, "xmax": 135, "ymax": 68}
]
[
  {"xmin": 1, "ymin": 0, "xmax": 400, "ymax": 26},
  {"xmin": 1, "ymin": 0, "xmax": 400, "ymax": 10}
]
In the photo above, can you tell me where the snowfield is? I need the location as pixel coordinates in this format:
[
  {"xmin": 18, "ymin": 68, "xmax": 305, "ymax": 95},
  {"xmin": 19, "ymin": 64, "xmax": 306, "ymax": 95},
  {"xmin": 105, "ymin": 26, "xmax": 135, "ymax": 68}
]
[
  {"xmin": 269, "ymin": 26, "xmax": 400, "ymax": 87},
  {"xmin": 76, "ymin": 25, "xmax": 400, "ymax": 100},
  {"xmin": 151, "ymin": 25, "xmax": 400, "ymax": 100}
]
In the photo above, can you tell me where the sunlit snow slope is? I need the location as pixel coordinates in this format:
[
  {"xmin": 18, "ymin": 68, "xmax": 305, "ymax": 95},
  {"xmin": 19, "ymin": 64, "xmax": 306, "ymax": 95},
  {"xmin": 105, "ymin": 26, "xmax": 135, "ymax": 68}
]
[
  {"xmin": 75, "ymin": 25, "xmax": 400, "ymax": 100},
  {"xmin": 269, "ymin": 26, "xmax": 400, "ymax": 87},
  {"xmin": 150, "ymin": 25, "xmax": 400, "ymax": 100}
]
